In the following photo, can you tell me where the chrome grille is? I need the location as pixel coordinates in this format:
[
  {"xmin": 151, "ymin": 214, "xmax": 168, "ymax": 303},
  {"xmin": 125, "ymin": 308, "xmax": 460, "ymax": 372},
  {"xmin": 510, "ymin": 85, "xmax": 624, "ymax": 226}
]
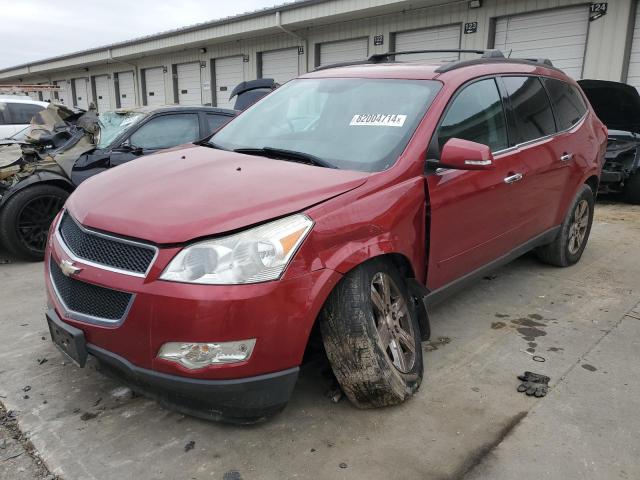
[
  {"xmin": 58, "ymin": 212, "xmax": 156, "ymax": 276},
  {"xmin": 50, "ymin": 258, "xmax": 133, "ymax": 324}
]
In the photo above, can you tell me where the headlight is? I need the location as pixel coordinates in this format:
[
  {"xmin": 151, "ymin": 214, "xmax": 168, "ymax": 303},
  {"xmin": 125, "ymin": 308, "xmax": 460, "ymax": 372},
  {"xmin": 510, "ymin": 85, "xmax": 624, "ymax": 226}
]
[
  {"xmin": 160, "ymin": 214, "xmax": 313, "ymax": 284},
  {"xmin": 158, "ymin": 340, "xmax": 256, "ymax": 368}
]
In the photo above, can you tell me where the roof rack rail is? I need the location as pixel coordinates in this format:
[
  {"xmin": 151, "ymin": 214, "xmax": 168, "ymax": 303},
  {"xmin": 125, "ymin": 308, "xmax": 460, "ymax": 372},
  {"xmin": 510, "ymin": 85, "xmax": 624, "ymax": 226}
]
[
  {"xmin": 434, "ymin": 56, "xmax": 559, "ymax": 73},
  {"xmin": 368, "ymin": 49, "xmax": 504, "ymax": 63}
]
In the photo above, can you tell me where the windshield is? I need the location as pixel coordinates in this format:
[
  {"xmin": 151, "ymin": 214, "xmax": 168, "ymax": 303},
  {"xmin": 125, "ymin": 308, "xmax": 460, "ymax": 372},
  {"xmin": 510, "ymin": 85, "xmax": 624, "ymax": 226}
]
[
  {"xmin": 97, "ymin": 111, "xmax": 145, "ymax": 149},
  {"xmin": 211, "ymin": 78, "xmax": 441, "ymax": 172},
  {"xmin": 8, "ymin": 126, "xmax": 30, "ymax": 141}
]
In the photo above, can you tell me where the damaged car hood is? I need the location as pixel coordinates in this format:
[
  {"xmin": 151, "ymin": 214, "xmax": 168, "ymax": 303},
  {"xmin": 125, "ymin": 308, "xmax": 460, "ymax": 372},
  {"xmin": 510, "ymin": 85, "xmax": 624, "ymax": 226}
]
[
  {"xmin": 66, "ymin": 144, "xmax": 370, "ymax": 244},
  {"xmin": 0, "ymin": 104, "xmax": 98, "ymax": 187},
  {"xmin": 578, "ymin": 80, "xmax": 640, "ymax": 133}
]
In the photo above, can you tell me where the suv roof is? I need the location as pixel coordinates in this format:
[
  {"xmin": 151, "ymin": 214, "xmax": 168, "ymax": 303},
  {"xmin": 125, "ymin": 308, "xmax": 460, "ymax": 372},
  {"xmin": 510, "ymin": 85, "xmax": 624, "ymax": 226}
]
[
  {"xmin": 0, "ymin": 95, "xmax": 49, "ymax": 107},
  {"xmin": 305, "ymin": 49, "xmax": 563, "ymax": 81}
]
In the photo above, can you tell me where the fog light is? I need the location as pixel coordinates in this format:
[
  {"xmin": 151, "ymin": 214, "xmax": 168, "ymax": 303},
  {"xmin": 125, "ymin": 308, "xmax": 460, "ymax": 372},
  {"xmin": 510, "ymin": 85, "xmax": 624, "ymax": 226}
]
[{"xmin": 158, "ymin": 339, "xmax": 256, "ymax": 369}]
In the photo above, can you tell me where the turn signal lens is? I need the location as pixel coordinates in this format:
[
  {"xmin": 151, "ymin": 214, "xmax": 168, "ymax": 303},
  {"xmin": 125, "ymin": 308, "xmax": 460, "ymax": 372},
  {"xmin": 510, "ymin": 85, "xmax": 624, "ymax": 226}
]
[{"xmin": 157, "ymin": 339, "xmax": 256, "ymax": 369}]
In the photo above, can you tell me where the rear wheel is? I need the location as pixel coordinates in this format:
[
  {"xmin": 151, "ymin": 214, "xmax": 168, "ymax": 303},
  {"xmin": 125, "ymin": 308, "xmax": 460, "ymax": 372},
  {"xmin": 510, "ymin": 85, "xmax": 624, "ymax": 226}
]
[
  {"xmin": 536, "ymin": 185, "xmax": 594, "ymax": 267},
  {"xmin": 319, "ymin": 258, "xmax": 423, "ymax": 408},
  {"xmin": 623, "ymin": 173, "xmax": 640, "ymax": 205},
  {"xmin": 0, "ymin": 185, "xmax": 68, "ymax": 261}
]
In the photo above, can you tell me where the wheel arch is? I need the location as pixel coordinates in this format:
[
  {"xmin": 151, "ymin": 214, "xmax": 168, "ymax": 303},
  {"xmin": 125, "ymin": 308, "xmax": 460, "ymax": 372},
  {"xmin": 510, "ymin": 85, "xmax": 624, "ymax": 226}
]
[
  {"xmin": 584, "ymin": 175, "xmax": 599, "ymax": 196},
  {"xmin": 0, "ymin": 173, "xmax": 74, "ymax": 209}
]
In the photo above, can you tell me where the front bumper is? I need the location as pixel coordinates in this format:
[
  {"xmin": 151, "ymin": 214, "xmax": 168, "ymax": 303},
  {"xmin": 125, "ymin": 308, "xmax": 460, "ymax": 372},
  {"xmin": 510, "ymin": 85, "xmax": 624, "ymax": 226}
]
[
  {"xmin": 44, "ymin": 212, "xmax": 342, "ymax": 421},
  {"xmin": 48, "ymin": 306, "xmax": 299, "ymax": 423}
]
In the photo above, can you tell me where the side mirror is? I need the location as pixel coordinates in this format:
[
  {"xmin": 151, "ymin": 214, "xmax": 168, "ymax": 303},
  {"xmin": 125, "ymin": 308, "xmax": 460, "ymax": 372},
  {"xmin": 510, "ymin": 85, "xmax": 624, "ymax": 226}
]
[{"xmin": 438, "ymin": 138, "xmax": 494, "ymax": 170}]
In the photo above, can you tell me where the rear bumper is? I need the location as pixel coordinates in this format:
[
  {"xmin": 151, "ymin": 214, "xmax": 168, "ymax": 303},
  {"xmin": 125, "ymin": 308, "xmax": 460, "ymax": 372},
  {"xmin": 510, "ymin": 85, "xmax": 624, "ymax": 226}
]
[{"xmin": 89, "ymin": 342, "xmax": 299, "ymax": 424}]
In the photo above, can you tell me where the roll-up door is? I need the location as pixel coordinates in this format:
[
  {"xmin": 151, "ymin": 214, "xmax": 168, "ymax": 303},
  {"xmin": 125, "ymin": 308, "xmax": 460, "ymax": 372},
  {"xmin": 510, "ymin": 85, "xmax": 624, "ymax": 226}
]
[
  {"xmin": 261, "ymin": 48, "xmax": 299, "ymax": 84},
  {"xmin": 54, "ymin": 81, "xmax": 70, "ymax": 105},
  {"xmin": 177, "ymin": 62, "xmax": 202, "ymax": 105},
  {"xmin": 73, "ymin": 78, "xmax": 89, "ymax": 109},
  {"xmin": 319, "ymin": 38, "xmax": 368, "ymax": 66},
  {"xmin": 144, "ymin": 67, "xmax": 166, "ymax": 106},
  {"xmin": 626, "ymin": 4, "xmax": 640, "ymax": 90},
  {"xmin": 395, "ymin": 25, "xmax": 461, "ymax": 62},
  {"xmin": 493, "ymin": 6, "xmax": 589, "ymax": 79},
  {"xmin": 214, "ymin": 56, "xmax": 244, "ymax": 108},
  {"xmin": 116, "ymin": 71, "xmax": 135, "ymax": 108},
  {"xmin": 94, "ymin": 75, "xmax": 111, "ymax": 112}
]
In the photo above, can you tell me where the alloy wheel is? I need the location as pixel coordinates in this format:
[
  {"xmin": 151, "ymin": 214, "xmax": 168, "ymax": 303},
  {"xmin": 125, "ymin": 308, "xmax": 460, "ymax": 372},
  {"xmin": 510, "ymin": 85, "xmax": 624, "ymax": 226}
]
[
  {"xmin": 568, "ymin": 199, "xmax": 589, "ymax": 255},
  {"xmin": 370, "ymin": 272, "xmax": 416, "ymax": 373},
  {"xmin": 16, "ymin": 194, "xmax": 64, "ymax": 254}
]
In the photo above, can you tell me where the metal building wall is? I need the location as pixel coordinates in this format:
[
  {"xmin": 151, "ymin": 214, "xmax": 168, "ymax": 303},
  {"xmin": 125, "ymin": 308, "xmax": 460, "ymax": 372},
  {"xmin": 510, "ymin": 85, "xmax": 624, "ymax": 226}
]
[{"xmin": 1, "ymin": 0, "xmax": 635, "ymax": 108}]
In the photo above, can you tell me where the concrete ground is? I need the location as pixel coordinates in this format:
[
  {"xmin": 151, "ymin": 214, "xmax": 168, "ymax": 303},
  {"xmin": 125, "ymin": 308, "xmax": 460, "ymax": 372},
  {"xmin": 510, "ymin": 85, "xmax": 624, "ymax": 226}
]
[{"xmin": 1, "ymin": 202, "xmax": 639, "ymax": 480}]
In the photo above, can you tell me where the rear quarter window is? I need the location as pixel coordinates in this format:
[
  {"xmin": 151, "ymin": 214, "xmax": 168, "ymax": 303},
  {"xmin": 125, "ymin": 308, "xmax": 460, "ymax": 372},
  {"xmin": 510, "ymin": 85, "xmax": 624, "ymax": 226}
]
[
  {"xmin": 543, "ymin": 78, "xmax": 587, "ymax": 131},
  {"xmin": 502, "ymin": 76, "xmax": 556, "ymax": 144}
]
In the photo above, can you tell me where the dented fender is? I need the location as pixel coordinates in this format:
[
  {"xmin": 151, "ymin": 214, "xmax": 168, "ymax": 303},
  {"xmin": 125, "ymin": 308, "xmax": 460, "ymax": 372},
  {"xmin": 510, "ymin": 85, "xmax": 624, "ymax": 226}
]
[{"xmin": 303, "ymin": 175, "xmax": 428, "ymax": 282}]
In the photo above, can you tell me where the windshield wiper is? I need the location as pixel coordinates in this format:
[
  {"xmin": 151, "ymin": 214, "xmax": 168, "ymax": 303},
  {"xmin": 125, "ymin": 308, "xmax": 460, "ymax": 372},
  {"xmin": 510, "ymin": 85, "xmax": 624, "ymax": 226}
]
[
  {"xmin": 234, "ymin": 146, "xmax": 336, "ymax": 169},
  {"xmin": 195, "ymin": 140, "xmax": 229, "ymax": 150}
]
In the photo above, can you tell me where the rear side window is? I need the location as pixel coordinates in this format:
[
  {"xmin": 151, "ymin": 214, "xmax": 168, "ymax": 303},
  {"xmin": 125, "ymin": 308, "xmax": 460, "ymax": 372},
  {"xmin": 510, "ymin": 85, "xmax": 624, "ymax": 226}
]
[
  {"xmin": 502, "ymin": 76, "xmax": 556, "ymax": 143},
  {"xmin": 205, "ymin": 114, "xmax": 231, "ymax": 134},
  {"xmin": 129, "ymin": 113, "xmax": 200, "ymax": 150},
  {"xmin": 543, "ymin": 78, "xmax": 587, "ymax": 130},
  {"xmin": 437, "ymin": 78, "xmax": 508, "ymax": 152},
  {"xmin": 6, "ymin": 103, "xmax": 44, "ymax": 124}
]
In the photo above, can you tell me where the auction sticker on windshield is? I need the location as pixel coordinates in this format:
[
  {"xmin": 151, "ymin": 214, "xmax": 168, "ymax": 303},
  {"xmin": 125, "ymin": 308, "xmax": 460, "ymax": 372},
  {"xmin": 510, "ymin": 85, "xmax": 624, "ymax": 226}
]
[{"xmin": 349, "ymin": 114, "xmax": 407, "ymax": 127}]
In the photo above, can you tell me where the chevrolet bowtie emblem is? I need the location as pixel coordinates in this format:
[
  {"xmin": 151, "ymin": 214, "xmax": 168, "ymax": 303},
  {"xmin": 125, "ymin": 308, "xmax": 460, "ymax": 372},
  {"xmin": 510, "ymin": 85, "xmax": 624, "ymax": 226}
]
[{"xmin": 59, "ymin": 259, "xmax": 82, "ymax": 277}]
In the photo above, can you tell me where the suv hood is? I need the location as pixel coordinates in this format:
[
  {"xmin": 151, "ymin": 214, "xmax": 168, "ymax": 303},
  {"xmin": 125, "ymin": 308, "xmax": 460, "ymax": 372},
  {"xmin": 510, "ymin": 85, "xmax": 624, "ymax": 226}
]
[
  {"xmin": 67, "ymin": 144, "xmax": 369, "ymax": 244},
  {"xmin": 578, "ymin": 79, "xmax": 640, "ymax": 134}
]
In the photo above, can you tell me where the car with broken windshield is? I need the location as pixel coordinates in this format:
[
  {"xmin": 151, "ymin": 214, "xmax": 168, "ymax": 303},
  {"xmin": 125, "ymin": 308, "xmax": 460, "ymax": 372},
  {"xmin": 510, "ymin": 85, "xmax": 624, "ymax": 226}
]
[
  {"xmin": 0, "ymin": 104, "xmax": 235, "ymax": 260},
  {"xmin": 43, "ymin": 49, "xmax": 606, "ymax": 423}
]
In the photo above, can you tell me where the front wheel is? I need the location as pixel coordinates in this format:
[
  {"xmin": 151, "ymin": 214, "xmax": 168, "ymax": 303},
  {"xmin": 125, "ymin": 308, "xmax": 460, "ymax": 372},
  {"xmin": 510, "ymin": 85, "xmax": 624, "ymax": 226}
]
[
  {"xmin": 0, "ymin": 185, "xmax": 68, "ymax": 261},
  {"xmin": 319, "ymin": 258, "xmax": 423, "ymax": 409},
  {"xmin": 536, "ymin": 185, "xmax": 594, "ymax": 267}
]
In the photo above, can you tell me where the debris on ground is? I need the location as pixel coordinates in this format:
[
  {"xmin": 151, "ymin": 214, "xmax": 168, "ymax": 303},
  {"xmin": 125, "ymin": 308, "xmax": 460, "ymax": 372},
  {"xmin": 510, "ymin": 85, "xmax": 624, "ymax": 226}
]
[
  {"xmin": 184, "ymin": 440, "xmax": 195, "ymax": 452},
  {"xmin": 36, "ymin": 358, "xmax": 47, "ymax": 365},
  {"xmin": 110, "ymin": 386, "xmax": 135, "ymax": 402},
  {"xmin": 517, "ymin": 371, "xmax": 550, "ymax": 397},
  {"xmin": 424, "ymin": 336, "xmax": 452, "ymax": 351},
  {"xmin": 80, "ymin": 412, "xmax": 98, "ymax": 421},
  {"xmin": 339, "ymin": 462, "xmax": 348, "ymax": 469},
  {"xmin": 325, "ymin": 380, "xmax": 343, "ymax": 403}
]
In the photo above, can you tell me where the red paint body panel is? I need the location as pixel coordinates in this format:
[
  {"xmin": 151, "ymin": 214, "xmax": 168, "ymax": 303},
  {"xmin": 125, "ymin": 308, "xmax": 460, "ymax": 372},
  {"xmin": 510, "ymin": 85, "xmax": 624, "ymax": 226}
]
[
  {"xmin": 45, "ymin": 60, "xmax": 607, "ymax": 394},
  {"xmin": 68, "ymin": 145, "xmax": 369, "ymax": 244}
]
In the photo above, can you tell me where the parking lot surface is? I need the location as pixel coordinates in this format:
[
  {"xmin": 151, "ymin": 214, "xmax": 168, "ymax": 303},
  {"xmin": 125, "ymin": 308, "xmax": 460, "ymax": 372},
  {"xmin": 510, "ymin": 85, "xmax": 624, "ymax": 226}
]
[{"xmin": 1, "ymin": 203, "xmax": 639, "ymax": 480}]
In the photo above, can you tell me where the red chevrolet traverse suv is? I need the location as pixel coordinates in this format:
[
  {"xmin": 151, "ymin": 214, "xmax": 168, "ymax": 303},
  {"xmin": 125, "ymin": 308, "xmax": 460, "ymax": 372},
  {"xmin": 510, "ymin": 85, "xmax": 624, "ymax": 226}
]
[{"xmin": 44, "ymin": 50, "xmax": 606, "ymax": 423}]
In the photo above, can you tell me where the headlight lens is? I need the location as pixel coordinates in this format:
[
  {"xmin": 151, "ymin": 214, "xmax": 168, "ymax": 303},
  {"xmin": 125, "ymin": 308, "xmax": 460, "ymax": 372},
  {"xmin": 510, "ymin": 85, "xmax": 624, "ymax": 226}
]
[
  {"xmin": 158, "ymin": 339, "xmax": 256, "ymax": 368},
  {"xmin": 160, "ymin": 214, "xmax": 313, "ymax": 284}
]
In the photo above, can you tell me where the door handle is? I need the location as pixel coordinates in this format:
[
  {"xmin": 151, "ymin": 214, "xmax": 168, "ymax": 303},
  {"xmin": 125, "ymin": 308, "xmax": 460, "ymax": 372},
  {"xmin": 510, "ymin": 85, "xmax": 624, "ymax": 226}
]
[
  {"xmin": 504, "ymin": 173, "xmax": 523, "ymax": 184},
  {"xmin": 560, "ymin": 153, "xmax": 573, "ymax": 162}
]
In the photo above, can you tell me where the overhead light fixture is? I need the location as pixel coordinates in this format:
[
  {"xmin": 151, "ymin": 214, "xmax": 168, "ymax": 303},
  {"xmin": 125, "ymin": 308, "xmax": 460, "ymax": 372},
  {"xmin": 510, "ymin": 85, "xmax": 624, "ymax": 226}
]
[
  {"xmin": 199, "ymin": 47, "xmax": 207, "ymax": 54},
  {"xmin": 468, "ymin": 0, "xmax": 481, "ymax": 8}
]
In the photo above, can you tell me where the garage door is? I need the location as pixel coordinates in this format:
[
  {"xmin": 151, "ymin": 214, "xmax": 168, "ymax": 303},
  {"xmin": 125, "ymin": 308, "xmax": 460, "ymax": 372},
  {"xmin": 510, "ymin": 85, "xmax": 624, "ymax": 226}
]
[
  {"xmin": 214, "ymin": 56, "xmax": 244, "ymax": 108},
  {"xmin": 144, "ymin": 67, "xmax": 166, "ymax": 106},
  {"xmin": 73, "ymin": 78, "xmax": 90, "ymax": 110},
  {"xmin": 177, "ymin": 62, "xmax": 202, "ymax": 105},
  {"xmin": 54, "ymin": 81, "xmax": 70, "ymax": 106},
  {"xmin": 261, "ymin": 48, "xmax": 299, "ymax": 84},
  {"xmin": 493, "ymin": 6, "xmax": 589, "ymax": 79},
  {"xmin": 319, "ymin": 38, "xmax": 369, "ymax": 66},
  {"xmin": 94, "ymin": 75, "xmax": 111, "ymax": 112},
  {"xmin": 41, "ymin": 86, "xmax": 52, "ymax": 102},
  {"xmin": 395, "ymin": 25, "xmax": 461, "ymax": 62},
  {"xmin": 626, "ymin": 4, "xmax": 640, "ymax": 90},
  {"xmin": 116, "ymin": 71, "xmax": 136, "ymax": 108}
]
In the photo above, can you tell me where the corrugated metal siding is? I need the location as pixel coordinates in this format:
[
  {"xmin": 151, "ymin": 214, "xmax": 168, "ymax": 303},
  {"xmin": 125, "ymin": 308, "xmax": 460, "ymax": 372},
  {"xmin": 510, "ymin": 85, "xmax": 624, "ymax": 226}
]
[
  {"xmin": 394, "ymin": 24, "xmax": 462, "ymax": 62},
  {"xmin": 1, "ymin": 0, "xmax": 634, "ymax": 93},
  {"xmin": 627, "ymin": 1, "xmax": 640, "ymax": 88},
  {"xmin": 493, "ymin": 6, "xmax": 589, "ymax": 79}
]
